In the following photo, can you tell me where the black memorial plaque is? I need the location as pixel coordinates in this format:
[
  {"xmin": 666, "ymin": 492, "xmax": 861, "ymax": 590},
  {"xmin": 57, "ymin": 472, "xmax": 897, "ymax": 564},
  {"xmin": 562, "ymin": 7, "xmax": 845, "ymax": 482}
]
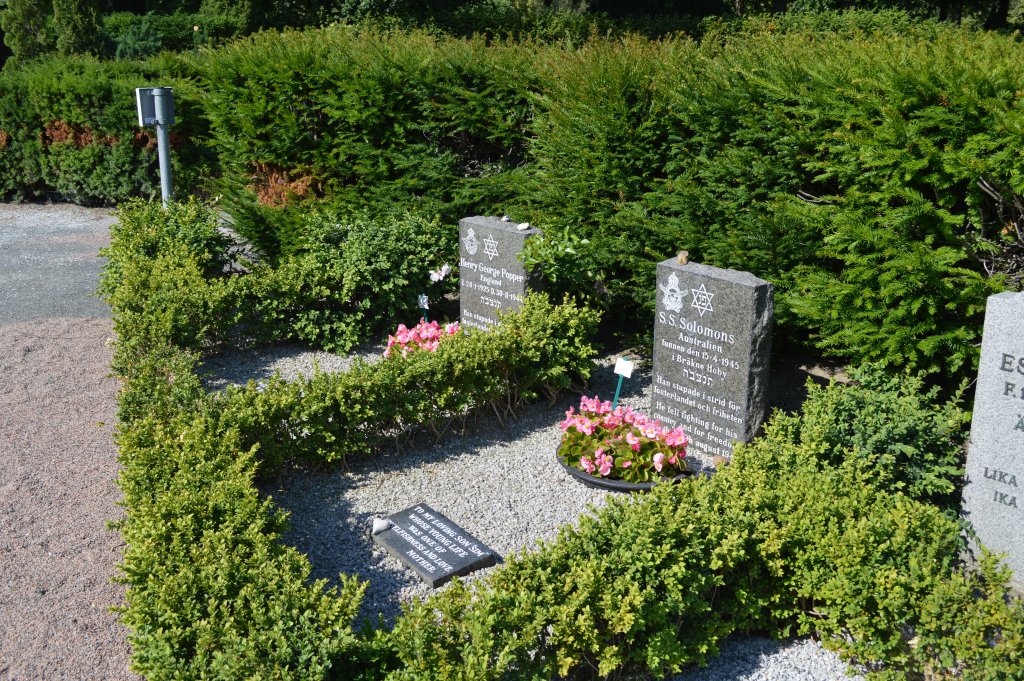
[
  {"xmin": 371, "ymin": 504, "xmax": 497, "ymax": 588},
  {"xmin": 650, "ymin": 260, "xmax": 773, "ymax": 459},
  {"xmin": 459, "ymin": 216, "xmax": 541, "ymax": 331}
]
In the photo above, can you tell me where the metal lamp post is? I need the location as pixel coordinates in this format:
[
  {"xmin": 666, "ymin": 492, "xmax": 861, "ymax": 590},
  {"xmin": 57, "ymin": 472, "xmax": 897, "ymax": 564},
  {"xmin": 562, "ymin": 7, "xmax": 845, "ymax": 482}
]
[{"xmin": 135, "ymin": 87, "xmax": 175, "ymax": 207}]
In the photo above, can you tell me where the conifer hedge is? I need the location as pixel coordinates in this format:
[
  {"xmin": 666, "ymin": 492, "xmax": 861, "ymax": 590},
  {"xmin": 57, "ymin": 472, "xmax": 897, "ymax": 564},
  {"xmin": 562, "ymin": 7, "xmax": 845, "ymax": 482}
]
[{"xmin": 2, "ymin": 10, "xmax": 1022, "ymax": 379}]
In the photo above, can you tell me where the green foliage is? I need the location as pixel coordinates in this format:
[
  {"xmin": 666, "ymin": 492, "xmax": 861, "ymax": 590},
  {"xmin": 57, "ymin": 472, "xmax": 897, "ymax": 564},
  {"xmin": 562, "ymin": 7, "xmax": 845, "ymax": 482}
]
[
  {"xmin": 179, "ymin": 14, "xmax": 1024, "ymax": 383},
  {"xmin": 387, "ymin": 392, "xmax": 1020, "ymax": 681},
  {"xmin": 195, "ymin": 26, "xmax": 539, "ymax": 259},
  {"xmin": 114, "ymin": 15, "xmax": 163, "ymax": 59},
  {"xmin": 99, "ymin": 197, "xmax": 233, "ymax": 295},
  {"xmin": 795, "ymin": 363, "xmax": 970, "ymax": 505},
  {"xmin": 106, "ymin": 198, "xmax": 1024, "ymax": 679},
  {"xmin": 0, "ymin": 53, "xmax": 212, "ymax": 204},
  {"xmin": 53, "ymin": 0, "xmax": 102, "ymax": 56},
  {"xmin": 0, "ymin": 0, "xmax": 53, "ymax": 65},
  {"xmin": 103, "ymin": 11, "xmax": 247, "ymax": 52},
  {"xmin": 240, "ymin": 211, "xmax": 458, "ymax": 351},
  {"xmin": 115, "ymin": 413, "xmax": 367, "ymax": 680}
]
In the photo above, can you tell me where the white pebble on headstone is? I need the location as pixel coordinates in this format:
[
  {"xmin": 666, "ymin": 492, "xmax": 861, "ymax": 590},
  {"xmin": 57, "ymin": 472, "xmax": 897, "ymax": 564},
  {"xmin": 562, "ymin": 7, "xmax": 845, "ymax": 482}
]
[
  {"xmin": 458, "ymin": 216, "xmax": 542, "ymax": 332},
  {"xmin": 371, "ymin": 518, "xmax": 392, "ymax": 535}
]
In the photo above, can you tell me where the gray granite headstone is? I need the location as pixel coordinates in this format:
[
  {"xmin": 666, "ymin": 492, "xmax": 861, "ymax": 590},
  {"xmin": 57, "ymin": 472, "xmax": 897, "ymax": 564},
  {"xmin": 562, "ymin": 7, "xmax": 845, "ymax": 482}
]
[
  {"xmin": 962, "ymin": 291, "xmax": 1024, "ymax": 592},
  {"xmin": 650, "ymin": 259, "xmax": 773, "ymax": 459},
  {"xmin": 459, "ymin": 216, "xmax": 541, "ymax": 331},
  {"xmin": 371, "ymin": 503, "xmax": 497, "ymax": 588}
]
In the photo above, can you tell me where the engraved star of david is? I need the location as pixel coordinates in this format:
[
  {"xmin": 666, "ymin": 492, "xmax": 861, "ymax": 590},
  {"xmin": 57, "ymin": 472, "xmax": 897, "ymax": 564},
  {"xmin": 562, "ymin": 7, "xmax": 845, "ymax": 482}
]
[
  {"xmin": 690, "ymin": 283, "xmax": 714, "ymax": 317},
  {"xmin": 482, "ymin": 234, "xmax": 499, "ymax": 261}
]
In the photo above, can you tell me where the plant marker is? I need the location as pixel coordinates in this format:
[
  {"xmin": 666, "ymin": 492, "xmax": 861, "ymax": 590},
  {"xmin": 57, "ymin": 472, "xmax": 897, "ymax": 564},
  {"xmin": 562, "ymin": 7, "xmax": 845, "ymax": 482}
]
[
  {"xmin": 418, "ymin": 294, "xmax": 429, "ymax": 322},
  {"xmin": 612, "ymin": 356, "xmax": 633, "ymax": 411}
]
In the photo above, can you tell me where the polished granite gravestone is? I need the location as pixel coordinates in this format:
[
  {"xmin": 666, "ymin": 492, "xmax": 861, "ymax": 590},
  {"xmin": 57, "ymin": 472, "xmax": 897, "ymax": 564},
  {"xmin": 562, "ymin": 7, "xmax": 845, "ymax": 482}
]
[
  {"xmin": 371, "ymin": 503, "xmax": 497, "ymax": 588},
  {"xmin": 962, "ymin": 291, "xmax": 1024, "ymax": 592},
  {"xmin": 459, "ymin": 216, "xmax": 542, "ymax": 331},
  {"xmin": 650, "ymin": 259, "xmax": 773, "ymax": 460}
]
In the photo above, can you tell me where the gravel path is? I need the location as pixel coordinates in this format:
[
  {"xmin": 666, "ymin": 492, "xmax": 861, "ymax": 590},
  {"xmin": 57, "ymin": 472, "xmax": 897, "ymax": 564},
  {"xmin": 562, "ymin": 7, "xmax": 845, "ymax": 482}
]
[
  {"xmin": 0, "ymin": 204, "xmax": 137, "ymax": 679},
  {"xmin": 204, "ymin": 341, "xmax": 861, "ymax": 680}
]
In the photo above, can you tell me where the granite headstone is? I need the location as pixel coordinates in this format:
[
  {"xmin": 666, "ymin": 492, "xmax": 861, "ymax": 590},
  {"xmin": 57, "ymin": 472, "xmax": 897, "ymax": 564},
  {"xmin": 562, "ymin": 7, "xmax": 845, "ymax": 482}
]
[
  {"xmin": 962, "ymin": 290, "xmax": 1024, "ymax": 592},
  {"xmin": 650, "ymin": 259, "xmax": 773, "ymax": 459},
  {"xmin": 459, "ymin": 216, "xmax": 541, "ymax": 331},
  {"xmin": 371, "ymin": 503, "xmax": 497, "ymax": 588}
]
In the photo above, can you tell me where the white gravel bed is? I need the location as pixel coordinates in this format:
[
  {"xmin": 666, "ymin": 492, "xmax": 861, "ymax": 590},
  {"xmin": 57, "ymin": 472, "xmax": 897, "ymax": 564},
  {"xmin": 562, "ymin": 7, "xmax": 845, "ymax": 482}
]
[
  {"xmin": 201, "ymin": 344, "xmax": 862, "ymax": 680},
  {"xmin": 669, "ymin": 635, "xmax": 865, "ymax": 681},
  {"xmin": 199, "ymin": 340, "xmax": 385, "ymax": 390}
]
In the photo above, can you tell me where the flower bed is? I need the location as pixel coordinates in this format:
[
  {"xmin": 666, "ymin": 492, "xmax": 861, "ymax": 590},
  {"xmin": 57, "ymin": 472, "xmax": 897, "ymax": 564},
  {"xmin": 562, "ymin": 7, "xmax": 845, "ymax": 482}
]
[{"xmin": 558, "ymin": 396, "xmax": 689, "ymax": 483}]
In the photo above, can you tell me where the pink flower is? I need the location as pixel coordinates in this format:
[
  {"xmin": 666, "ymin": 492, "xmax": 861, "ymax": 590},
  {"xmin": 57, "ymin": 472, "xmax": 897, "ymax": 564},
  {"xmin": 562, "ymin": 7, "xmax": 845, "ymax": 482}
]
[
  {"xmin": 602, "ymin": 412, "xmax": 622, "ymax": 428},
  {"xmin": 639, "ymin": 423, "xmax": 660, "ymax": 439},
  {"xmin": 580, "ymin": 456, "xmax": 595, "ymax": 474},
  {"xmin": 625, "ymin": 432, "xmax": 641, "ymax": 452},
  {"xmin": 668, "ymin": 455, "xmax": 677, "ymax": 465},
  {"xmin": 653, "ymin": 453, "xmax": 665, "ymax": 472},
  {"xmin": 663, "ymin": 426, "xmax": 689, "ymax": 449},
  {"xmin": 621, "ymin": 459, "xmax": 632, "ymax": 468},
  {"xmin": 594, "ymin": 449, "xmax": 614, "ymax": 477},
  {"xmin": 576, "ymin": 418, "xmax": 595, "ymax": 436}
]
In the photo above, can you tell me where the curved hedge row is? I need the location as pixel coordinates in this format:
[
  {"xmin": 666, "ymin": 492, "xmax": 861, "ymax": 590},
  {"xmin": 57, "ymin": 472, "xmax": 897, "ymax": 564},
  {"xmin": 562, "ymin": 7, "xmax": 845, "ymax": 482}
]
[{"xmin": 104, "ymin": 199, "xmax": 1023, "ymax": 680}]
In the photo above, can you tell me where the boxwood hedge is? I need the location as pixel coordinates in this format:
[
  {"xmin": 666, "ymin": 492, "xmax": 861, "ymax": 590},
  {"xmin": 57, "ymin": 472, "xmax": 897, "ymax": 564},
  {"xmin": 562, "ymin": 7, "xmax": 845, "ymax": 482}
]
[{"xmin": 103, "ymin": 199, "xmax": 1023, "ymax": 680}]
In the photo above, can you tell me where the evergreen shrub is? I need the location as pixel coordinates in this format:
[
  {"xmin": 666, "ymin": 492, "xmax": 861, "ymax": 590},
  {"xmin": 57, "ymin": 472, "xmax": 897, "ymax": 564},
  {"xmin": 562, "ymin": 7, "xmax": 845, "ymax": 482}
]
[
  {"xmin": 188, "ymin": 16, "xmax": 1022, "ymax": 384},
  {"xmin": 103, "ymin": 12, "xmax": 247, "ymax": 52},
  {"xmin": 104, "ymin": 198, "xmax": 1024, "ymax": 680},
  {"xmin": 0, "ymin": 53, "xmax": 211, "ymax": 204},
  {"xmin": 102, "ymin": 201, "xmax": 460, "ymax": 356}
]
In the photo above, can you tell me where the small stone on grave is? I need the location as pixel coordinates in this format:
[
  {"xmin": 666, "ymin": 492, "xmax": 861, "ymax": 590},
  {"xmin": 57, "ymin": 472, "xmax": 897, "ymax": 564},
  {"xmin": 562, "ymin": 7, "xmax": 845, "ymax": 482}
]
[
  {"xmin": 371, "ymin": 503, "xmax": 497, "ymax": 588},
  {"xmin": 962, "ymin": 291, "xmax": 1024, "ymax": 593},
  {"xmin": 650, "ymin": 259, "xmax": 773, "ymax": 460},
  {"xmin": 459, "ymin": 216, "xmax": 541, "ymax": 332}
]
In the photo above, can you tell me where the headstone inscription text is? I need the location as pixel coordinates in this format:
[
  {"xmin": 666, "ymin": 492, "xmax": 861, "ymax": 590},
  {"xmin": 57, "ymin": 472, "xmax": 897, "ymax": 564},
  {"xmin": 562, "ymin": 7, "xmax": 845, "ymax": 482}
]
[
  {"xmin": 371, "ymin": 504, "xmax": 497, "ymax": 588},
  {"xmin": 459, "ymin": 216, "xmax": 541, "ymax": 331},
  {"xmin": 962, "ymin": 291, "xmax": 1024, "ymax": 592},
  {"xmin": 650, "ymin": 260, "xmax": 773, "ymax": 459}
]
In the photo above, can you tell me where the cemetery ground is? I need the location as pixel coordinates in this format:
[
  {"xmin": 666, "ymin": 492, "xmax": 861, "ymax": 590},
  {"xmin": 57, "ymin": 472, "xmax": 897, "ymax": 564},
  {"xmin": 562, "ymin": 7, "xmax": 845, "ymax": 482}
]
[
  {"xmin": 0, "ymin": 202, "xmax": 871, "ymax": 679},
  {"xmin": 0, "ymin": 203, "xmax": 137, "ymax": 678}
]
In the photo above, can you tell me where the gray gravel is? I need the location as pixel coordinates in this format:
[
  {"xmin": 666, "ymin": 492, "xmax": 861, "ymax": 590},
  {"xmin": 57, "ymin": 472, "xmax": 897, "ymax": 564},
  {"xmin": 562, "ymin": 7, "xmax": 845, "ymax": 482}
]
[
  {"xmin": 203, "ymin": 342, "xmax": 863, "ymax": 681},
  {"xmin": 199, "ymin": 340, "xmax": 385, "ymax": 391},
  {"xmin": 669, "ymin": 635, "xmax": 864, "ymax": 681},
  {"xmin": 0, "ymin": 204, "xmax": 137, "ymax": 679},
  {"xmin": 0, "ymin": 203, "xmax": 114, "ymax": 324}
]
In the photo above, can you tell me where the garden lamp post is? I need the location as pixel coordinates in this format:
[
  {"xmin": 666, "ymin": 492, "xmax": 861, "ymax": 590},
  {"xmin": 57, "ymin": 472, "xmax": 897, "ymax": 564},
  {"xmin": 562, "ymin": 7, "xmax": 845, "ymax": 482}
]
[{"xmin": 135, "ymin": 87, "xmax": 175, "ymax": 207}]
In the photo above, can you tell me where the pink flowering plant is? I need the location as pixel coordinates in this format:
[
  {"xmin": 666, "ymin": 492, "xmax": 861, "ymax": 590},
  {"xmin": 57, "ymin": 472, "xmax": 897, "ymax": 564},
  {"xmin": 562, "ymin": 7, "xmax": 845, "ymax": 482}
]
[
  {"xmin": 384, "ymin": 319, "xmax": 460, "ymax": 358},
  {"xmin": 558, "ymin": 396, "xmax": 689, "ymax": 483}
]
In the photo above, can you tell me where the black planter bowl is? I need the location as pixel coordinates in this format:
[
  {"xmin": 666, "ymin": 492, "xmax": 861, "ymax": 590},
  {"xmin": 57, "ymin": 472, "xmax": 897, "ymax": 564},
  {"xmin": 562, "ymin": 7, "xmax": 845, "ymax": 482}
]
[{"xmin": 556, "ymin": 447, "xmax": 691, "ymax": 494}]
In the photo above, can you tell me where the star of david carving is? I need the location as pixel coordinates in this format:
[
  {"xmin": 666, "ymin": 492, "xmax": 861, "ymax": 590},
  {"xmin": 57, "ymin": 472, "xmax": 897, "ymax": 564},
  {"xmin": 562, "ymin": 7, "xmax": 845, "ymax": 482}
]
[
  {"xmin": 690, "ymin": 283, "xmax": 714, "ymax": 317},
  {"xmin": 482, "ymin": 234, "xmax": 499, "ymax": 261}
]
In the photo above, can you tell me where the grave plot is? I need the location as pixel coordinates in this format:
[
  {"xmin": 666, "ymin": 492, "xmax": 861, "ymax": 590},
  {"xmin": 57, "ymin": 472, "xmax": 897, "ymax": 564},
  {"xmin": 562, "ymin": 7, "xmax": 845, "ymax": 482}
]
[{"xmin": 255, "ymin": 350, "xmax": 653, "ymax": 626}]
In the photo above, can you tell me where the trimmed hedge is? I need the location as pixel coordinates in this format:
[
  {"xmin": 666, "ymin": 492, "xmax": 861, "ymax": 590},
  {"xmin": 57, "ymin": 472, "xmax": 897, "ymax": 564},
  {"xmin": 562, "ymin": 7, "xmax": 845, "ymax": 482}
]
[
  {"xmin": 3, "ymin": 12, "xmax": 1021, "ymax": 383},
  {"xmin": 0, "ymin": 53, "xmax": 211, "ymax": 204},
  {"xmin": 390, "ymin": 406, "xmax": 1023, "ymax": 680},
  {"xmin": 192, "ymin": 14, "xmax": 1019, "ymax": 383},
  {"xmin": 104, "ymin": 200, "xmax": 602, "ymax": 678},
  {"xmin": 104, "ymin": 199, "xmax": 1024, "ymax": 680}
]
